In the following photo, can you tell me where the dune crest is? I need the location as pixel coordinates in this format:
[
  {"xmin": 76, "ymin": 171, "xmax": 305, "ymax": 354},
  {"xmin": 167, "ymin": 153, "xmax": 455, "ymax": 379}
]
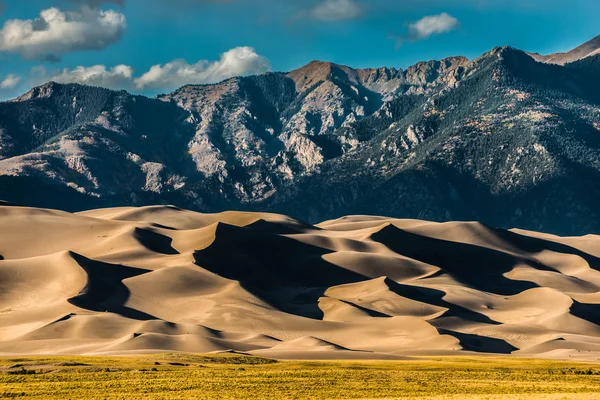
[{"xmin": 1, "ymin": 205, "xmax": 600, "ymax": 360}]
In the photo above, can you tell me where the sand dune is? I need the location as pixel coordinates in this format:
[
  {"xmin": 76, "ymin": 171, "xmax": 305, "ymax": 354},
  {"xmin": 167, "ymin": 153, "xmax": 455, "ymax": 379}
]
[{"xmin": 1, "ymin": 205, "xmax": 600, "ymax": 360}]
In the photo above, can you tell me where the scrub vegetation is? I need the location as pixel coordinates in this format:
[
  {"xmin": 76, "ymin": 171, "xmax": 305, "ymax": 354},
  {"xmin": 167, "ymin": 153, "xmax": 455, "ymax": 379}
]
[{"xmin": 2, "ymin": 354, "xmax": 600, "ymax": 399}]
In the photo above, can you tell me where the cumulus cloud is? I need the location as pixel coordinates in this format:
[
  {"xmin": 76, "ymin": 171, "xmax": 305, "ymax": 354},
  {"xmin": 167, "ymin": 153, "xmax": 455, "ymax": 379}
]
[
  {"xmin": 41, "ymin": 64, "xmax": 134, "ymax": 89},
  {"xmin": 24, "ymin": 47, "xmax": 271, "ymax": 94},
  {"xmin": 393, "ymin": 12, "xmax": 459, "ymax": 48},
  {"xmin": 134, "ymin": 46, "xmax": 271, "ymax": 90},
  {"xmin": 0, "ymin": 6, "xmax": 126, "ymax": 61},
  {"xmin": 0, "ymin": 74, "xmax": 20, "ymax": 89},
  {"xmin": 309, "ymin": 0, "xmax": 363, "ymax": 22},
  {"xmin": 408, "ymin": 12, "xmax": 459, "ymax": 40}
]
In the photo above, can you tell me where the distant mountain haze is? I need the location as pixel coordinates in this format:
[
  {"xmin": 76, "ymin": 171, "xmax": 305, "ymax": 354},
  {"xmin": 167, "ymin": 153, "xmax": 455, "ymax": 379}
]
[{"xmin": 1, "ymin": 36, "xmax": 600, "ymax": 235}]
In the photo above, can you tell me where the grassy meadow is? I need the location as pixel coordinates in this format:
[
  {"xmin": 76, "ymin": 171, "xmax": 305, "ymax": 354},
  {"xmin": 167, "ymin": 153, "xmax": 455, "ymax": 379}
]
[{"xmin": 1, "ymin": 354, "xmax": 600, "ymax": 399}]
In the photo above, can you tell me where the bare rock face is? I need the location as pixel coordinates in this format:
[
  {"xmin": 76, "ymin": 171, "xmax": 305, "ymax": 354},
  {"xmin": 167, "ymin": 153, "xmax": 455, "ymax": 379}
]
[
  {"xmin": 1, "ymin": 40, "xmax": 600, "ymax": 235},
  {"xmin": 158, "ymin": 56, "xmax": 473, "ymax": 199}
]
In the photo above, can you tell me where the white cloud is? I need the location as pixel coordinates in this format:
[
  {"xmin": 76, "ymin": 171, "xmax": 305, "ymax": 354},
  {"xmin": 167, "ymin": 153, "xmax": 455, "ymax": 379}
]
[
  {"xmin": 22, "ymin": 47, "xmax": 271, "ymax": 94},
  {"xmin": 310, "ymin": 0, "xmax": 363, "ymax": 22},
  {"xmin": 66, "ymin": 0, "xmax": 126, "ymax": 6},
  {"xmin": 44, "ymin": 64, "xmax": 134, "ymax": 89},
  {"xmin": 0, "ymin": 6, "xmax": 126, "ymax": 61},
  {"xmin": 0, "ymin": 74, "xmax": 20, "ymax": 89},
  {"xmin": 134, "ymin": 46, "xmax": 271, "ymax": 90},
  {"xmin": 408, "ymin": 12, "xmax": 459, "ymax": 41}
]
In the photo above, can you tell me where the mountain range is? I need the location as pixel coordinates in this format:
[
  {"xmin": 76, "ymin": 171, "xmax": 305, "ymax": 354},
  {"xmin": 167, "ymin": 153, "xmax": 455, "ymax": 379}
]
[{"xmin": 1, "ymin": 35, "xmax": 600, "ymax": 235}]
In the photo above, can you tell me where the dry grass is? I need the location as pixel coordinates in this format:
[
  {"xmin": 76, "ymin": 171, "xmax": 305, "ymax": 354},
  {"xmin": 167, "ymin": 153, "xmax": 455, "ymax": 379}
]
[{"xmin": 1, "ymin": 354, "xmax": 600, "ymax": 399}]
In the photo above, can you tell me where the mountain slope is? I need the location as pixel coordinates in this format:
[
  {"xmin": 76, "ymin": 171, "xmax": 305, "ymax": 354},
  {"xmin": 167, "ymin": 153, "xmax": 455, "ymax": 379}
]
[
  {"xmin": 0, "ymin": 39, "xmax": 599, "ymax": 234},
  {"xmin": 268, "ymin": 47, "xmax": 600, "ymax": 233},
  {"xmin": 0, "ymin": 82, "xmax": 198, "ymax": 197},
  {"xmin": 529, "ymin": 34, "xmax": 600, "ymax": 65},
  {"xmin": 156, "ymin": 57, "xmax": 468, "ymax": 201}
]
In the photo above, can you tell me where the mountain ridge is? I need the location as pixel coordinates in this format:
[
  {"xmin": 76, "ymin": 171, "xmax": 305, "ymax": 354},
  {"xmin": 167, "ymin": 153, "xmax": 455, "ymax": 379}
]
[
  {"xmin": 529, "ymin": 34, "xmax": 600, "ymax": 65},
  {"xmin": 0, "ymin": 39, "xmax": 599, "ymax": 235}
]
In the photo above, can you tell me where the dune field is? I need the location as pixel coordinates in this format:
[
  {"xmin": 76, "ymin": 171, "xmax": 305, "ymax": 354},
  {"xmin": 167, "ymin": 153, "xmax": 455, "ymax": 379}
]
[{"xmin": 0, "ymin": 205, "xmax": 600, "ymax": 360}]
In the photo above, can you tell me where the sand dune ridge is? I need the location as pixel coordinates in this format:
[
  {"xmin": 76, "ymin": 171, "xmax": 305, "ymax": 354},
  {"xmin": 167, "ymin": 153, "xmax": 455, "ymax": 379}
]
[{"xmin": 1, "ymin": 205, "xmax": 599, "ymax": 360}]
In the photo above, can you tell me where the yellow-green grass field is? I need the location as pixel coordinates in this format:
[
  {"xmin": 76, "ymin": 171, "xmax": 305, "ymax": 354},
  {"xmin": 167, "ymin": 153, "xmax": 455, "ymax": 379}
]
[{"xmin": 1, "ymin": 354, "xmax": 600, "ymax": 399}]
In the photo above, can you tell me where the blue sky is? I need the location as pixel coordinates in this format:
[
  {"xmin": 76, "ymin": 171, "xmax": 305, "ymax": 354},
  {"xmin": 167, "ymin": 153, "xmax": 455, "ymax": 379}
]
[{"xmin": 0, "ymin": 0, "xmax": 597, "ymax": 99}]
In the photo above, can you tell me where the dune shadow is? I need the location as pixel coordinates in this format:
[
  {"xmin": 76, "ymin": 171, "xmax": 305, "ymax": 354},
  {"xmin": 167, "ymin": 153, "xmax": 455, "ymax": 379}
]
[
  {"xmin": 68, "ymin": 253, "xmax": 157, "ymax": 320},
  {"xmin": 339, "ymin": 298, "xmax": 391, "ymax": 318},
  {"xmin": 193, "ymin": 222, "xmax": 367, "ymax": 319},
  {"xmin": 245, "ymin": 219, "xmax": 319, "ymax": 235},
  {"xmin": 438, "ymin": 329, "xmax": 518, "ymax": 354},
  {"xmin": 570, "ymin": 300, "xmax": 600, "ymax": 326},
  {"xmin": 370, "ymin": 225, "xmax": 541, "ymax": 295},
  {"xmin": 149, "ymin": 222, "xmax": 178, "ymax": 231},
  {"xmin": 383, "ymin": 278, "xmax": 500, "ymax": 325},
  {"xmin": 133, "ymin": 228, "xmax": 179, "ymax": 255},
  {"xmin": 192, "ymin": 222, "xmax": 509, "ymax": 324},
  {"xmin": 495, "ymin": 229, "xmax": 600, "ymax": 272}
]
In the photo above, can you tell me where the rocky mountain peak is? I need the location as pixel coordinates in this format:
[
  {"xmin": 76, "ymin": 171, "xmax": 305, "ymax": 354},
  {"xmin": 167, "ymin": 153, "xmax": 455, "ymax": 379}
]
[
  {"xmin": 13, "ymin": 81, "xmax": 61, "ymax": 102},
  {"xmin": 475, "ymin": 46, "xmax": 516, "ymax": 60},
  {"xmin": 286, "ymin": 60, "xmax": 339, "ymax": 92}
]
